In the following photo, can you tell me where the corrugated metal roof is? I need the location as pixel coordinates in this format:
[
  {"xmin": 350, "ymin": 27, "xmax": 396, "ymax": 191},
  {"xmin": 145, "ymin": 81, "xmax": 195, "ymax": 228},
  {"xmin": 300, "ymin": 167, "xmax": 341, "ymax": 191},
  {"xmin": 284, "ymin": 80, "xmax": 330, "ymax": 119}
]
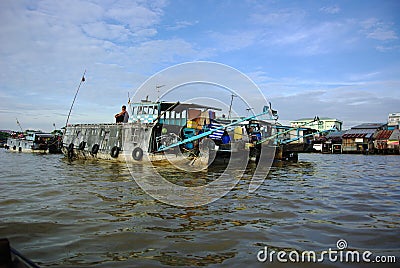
[
  {"xmin": 326, "ymin": 131, "xmax": 345, "ymax": 138},
  {"xmin": 375, "ymin": 130, "xmax": 393, "ymax": 140},
  {"xmin": 343, "ymin": 128, "xmax": 376, "ymax": 135},
  {"xmin": 352, "ymin": 123, "xmax": 386, "ymax": 129},
  {"xmin": 342, "ymin": 133, "xmax": 367, "ymax": 138},
  {"xmin": 342, "ymin": 128, "xmax": 375, "ymax": 139}
]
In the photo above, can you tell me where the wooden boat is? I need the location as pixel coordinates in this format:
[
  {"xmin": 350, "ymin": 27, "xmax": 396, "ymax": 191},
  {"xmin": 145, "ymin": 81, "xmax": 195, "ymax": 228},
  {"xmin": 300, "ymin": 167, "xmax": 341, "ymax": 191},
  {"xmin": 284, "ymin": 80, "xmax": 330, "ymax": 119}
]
[
  {"xmin": 0, "ymin": 238, "xmax": 39, "ymax": 268},
  {"xmin": 62, "ymin": 100, "xmax": 277, "ymax": 168},
  {"xmin": 5, "ymin": 131, "xmax": 62, "ymax": 154}
]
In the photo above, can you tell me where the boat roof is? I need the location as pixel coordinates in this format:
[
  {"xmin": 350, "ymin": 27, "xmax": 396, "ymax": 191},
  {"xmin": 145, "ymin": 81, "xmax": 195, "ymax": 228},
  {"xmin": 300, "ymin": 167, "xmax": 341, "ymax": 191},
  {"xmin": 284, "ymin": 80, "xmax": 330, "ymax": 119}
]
[
  {"xmin": 174, "ymin": 102, "xmax": 222, "ymax": 112},
  {"xmin": 34, "ymin": 133, "xmax": 55, "ymax": 138},
  {"xmin": 141, "ymin": 101, "xmax": 222, "ymax": 112}
]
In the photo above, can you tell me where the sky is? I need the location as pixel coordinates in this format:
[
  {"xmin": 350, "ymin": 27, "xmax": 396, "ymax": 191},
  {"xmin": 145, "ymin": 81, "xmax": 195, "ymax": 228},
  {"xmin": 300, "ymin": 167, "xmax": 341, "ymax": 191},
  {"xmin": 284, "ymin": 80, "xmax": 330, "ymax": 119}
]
[{"xmin": 1, "ymin": 0, "xmax": 399, "ymax": 131}]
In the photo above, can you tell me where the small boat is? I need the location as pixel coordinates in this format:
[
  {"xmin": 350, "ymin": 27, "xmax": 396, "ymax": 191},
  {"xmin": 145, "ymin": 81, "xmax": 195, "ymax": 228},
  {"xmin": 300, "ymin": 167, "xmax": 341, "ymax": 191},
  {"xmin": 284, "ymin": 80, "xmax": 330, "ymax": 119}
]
[
  {"xmin": 62, "ymin": 100, "xmax": 277, "ymax": 167},
  {"xmin": 5, "ymin": 131, "xmax": 62, "ymax": 154},
  {"xmin": 0, "ymin": 238, "xmax": 39, "ymax": 268}
]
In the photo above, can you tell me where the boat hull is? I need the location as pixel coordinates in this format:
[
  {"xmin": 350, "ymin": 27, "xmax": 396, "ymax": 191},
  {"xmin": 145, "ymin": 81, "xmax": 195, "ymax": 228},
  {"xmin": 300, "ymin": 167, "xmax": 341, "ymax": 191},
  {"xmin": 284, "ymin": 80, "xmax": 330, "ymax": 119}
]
[
  {"xmin": 5, "ymin": 138, "xmax": 61, "ymax": 154},
  {"xmin": 61, "ymin": 122, "xmax": 211, "ymax": 169}
]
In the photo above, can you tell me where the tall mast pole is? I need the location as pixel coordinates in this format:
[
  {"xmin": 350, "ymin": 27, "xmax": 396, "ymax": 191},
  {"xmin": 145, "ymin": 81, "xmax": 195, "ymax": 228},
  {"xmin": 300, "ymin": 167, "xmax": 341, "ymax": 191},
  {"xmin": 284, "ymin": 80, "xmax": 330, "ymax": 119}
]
[
  {"xmin": 64, "ymin": 70, "xmax": 86, "ymax": 135},
  {"xmin": 16, "ymin": 118, "xmax": 23, "ymax": 133},
  {"xmin": 228, "ymin": 94, "xmax": 237, "ymax": 119}
]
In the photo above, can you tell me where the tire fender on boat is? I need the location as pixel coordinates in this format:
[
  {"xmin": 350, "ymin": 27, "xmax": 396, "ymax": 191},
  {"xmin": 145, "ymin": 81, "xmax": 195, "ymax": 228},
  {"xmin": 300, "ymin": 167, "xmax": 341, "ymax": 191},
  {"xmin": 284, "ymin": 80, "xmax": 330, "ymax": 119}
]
[
  {"xmin": 111, "ymin": 146, "xmax": 120, "ymax": 158},
  {"xmin": 67, "ymin": 143, "xmax": 74, "ymax": 159},
  {"xmin": 78, "ymin": 141, "xmax": 86, "ymax": 151},
  {"xmin": 201, "ymin": 138, "xmax": 215, "ymax": 150},
  {"xmin": 132, "ymin": 147, "xmax": 143, "ymax": 161},
  {"xmin": 68, "ymin": 143, "xmax": 74, "ymax": 152},
  {"xmin": 18, "ymin": 147, "xmax": 22, "ymax": 152},
  {"xmin": 91, "ymin": 144, "xmax": 100, "ymax": 155},
  {"xmin": 13, "ymin": 146, "xmax": 16, "ymax": 150}
]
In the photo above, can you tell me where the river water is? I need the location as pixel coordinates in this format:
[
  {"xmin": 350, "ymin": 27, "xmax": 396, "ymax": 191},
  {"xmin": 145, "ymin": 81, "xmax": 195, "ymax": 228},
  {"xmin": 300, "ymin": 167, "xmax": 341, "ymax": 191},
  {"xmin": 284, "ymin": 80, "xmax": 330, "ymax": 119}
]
[{"xmin": 0, "ymin": 149, "xmax": 399, "ymax": 267}]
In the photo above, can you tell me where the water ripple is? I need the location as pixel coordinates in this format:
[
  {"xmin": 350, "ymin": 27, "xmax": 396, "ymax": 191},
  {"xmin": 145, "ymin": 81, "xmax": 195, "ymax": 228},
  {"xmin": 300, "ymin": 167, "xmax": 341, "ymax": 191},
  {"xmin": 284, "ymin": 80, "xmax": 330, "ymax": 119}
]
[{"xmin": 0, "ymin": 150, "xmax": 399, "ymax": 266}]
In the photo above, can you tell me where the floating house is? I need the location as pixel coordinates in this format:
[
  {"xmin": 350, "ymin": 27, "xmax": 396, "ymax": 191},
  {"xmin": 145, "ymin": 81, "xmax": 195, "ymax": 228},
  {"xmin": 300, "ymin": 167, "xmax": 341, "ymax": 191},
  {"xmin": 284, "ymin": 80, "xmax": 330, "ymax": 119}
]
[
  {"xmin": 373, "ymin": 130, "xmax": 393, "ymax": 153},
  {"xmin": 387, "ymin": 129, "xmax": 400, "ymax": 153},
  {"xmin": 323, "ymin": 131, "xmax": 345, "ymax": 153},
  {"xmin": 342, "ymin": 123, "xmax": 387, "ymax": 153}
]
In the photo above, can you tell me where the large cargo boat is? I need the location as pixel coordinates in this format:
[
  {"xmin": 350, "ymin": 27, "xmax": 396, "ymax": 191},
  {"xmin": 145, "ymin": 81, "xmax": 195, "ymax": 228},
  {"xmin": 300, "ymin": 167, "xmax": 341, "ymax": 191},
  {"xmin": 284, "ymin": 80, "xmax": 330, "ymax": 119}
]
[{"xmin": 62, "ymin": 100, "xmax": 277, "ymax": 167}]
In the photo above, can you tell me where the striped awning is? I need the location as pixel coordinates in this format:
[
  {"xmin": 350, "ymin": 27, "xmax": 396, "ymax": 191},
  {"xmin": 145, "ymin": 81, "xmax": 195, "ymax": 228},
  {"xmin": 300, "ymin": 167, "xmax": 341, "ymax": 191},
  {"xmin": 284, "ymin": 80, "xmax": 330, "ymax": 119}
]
[{"xmin": 209, "ymin": 123, "xmax": 224, "ymax": 140}]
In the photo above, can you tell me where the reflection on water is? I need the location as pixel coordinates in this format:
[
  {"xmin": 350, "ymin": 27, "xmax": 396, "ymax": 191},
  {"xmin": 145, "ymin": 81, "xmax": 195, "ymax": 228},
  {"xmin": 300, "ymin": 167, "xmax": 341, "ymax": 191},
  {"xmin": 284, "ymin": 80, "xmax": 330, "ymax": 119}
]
[{"xmin": 0, "ymin": 150, "xmax": 399, "ymax": 267}]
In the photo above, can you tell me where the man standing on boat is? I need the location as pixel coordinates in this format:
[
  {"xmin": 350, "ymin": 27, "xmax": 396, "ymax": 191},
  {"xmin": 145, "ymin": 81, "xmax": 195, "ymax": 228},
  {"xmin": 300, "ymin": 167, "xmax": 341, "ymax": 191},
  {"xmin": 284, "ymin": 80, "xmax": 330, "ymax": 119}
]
[{"xmin": 115, "ymin": 105, "xmax": 129, "ymax": 123}]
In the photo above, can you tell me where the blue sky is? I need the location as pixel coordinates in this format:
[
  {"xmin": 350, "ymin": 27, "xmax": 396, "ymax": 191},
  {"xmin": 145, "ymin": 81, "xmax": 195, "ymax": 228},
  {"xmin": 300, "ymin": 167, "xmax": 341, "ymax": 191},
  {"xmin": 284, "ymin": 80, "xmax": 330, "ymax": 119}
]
[{"xmin": 1, "ymin": 0, "xmax": 399, "ymax": 131}]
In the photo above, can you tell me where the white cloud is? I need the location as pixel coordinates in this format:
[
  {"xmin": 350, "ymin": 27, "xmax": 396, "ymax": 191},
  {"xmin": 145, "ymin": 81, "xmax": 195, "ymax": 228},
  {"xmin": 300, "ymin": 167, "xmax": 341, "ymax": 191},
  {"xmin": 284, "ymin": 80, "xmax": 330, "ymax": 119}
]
[
  {"xmin": 376, "ymin": 45, "xmax": 400, "ymax": 52},
  {"xmin": 82, "ymin": 22, "xmax": 131, "ymax": 41},
  {"xmin": 360, "ymin": 18, "xmax": 398, "ymax": 41},
  {"xmin": 0, "ymin": 1, "xmax": 399, "ymax": 131},
  {"xmin": 250, "ymin": 8, "xmax": 306, "ymax": 26},
  {"xmin": 272, "ymin": 88, "xmax": 399, "ymax": 128},
  {"xmin": 248, "ymin": 7, "xmax": 360, "ymax": 55},
  {"xmin": 319, "ymin": 5, "xmax": 341, "ymax": 14},
  {"xmin": 207, "ymin": 30, "xmax": 261, "ymax": 52},
  {"xmin": 367, "ymin": 28, "xmax": 398, "ymax": 41},
  {"xmin": 346, "ymin": 71, "xmax": 381, "ymax": 81},
  {"xmin": 0, "ymin": 0, "xmax": 203, "ymax": 131},
  {"xmin": 106, "ymin": 2, "xmax": 162, "ymax": 31},
  {"xmin": 166, "ymin": 20, "xmax": 199, "ymax": 31}
]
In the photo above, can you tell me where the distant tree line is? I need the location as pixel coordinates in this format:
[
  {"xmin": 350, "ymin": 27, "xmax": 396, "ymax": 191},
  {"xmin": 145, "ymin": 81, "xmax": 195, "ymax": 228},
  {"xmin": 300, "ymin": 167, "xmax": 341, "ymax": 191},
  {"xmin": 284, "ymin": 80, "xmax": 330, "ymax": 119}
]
[{"xmin": 0, "ymin": 131, "xmax": 11, "ymax": 143}]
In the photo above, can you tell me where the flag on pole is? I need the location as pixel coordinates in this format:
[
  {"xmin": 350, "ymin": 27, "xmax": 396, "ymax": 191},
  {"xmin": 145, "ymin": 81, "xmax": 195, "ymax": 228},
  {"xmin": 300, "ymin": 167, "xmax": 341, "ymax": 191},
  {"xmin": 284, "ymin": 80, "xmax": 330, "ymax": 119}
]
[{"xmin": 81, "ymin": 75, "xmax": 85, "ymax": 82}]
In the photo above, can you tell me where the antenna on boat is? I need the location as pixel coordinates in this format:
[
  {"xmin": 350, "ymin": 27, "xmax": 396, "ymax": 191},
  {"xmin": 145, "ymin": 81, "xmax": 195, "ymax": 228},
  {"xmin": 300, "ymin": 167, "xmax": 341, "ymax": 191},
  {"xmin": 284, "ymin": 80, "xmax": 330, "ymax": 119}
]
[
  {"xmin": 246, "ymin": 107, "xmax": 254, "ymax": 116},
  {"xmin": 228, "ymin": 94, "xmax": 237, "ymax": 119},
  {"xmin": 16, "ymin": 118, "xmax": 23, "ymax": 133},
  {"xmin": 64, "ymin": 70, "xmax": 86, "ymax": 134},
  {"xmin": 156, "ymin": 84, "xmax": 165, "ymax": 101}
]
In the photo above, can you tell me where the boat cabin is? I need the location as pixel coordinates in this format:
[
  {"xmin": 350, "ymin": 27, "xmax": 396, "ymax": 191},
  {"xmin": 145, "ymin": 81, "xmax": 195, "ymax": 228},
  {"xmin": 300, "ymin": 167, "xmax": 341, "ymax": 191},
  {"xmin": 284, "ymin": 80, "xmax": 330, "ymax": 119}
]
[{"xmin": 129, "ymin": 101, "xmax": 222, "ymax": 153}]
